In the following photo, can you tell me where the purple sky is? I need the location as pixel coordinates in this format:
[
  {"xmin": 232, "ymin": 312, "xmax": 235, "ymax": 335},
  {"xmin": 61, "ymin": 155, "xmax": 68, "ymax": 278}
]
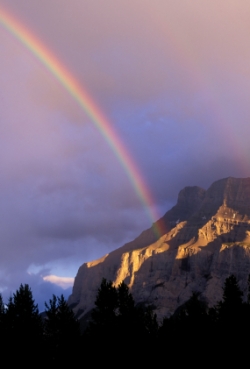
[{"xmin": 0, "ymin": 0, "xmax": 250, "ymax": 309}]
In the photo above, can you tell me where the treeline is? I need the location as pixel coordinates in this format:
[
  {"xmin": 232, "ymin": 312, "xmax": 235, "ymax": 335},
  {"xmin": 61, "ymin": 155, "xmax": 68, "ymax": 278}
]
[
  {"xmin": 0, "ymin": 285, "xmax": 80, "ymax": 364},
  {"xmin": 83, "ymin": 275, "xmax": 250, "ymax": 359},
  {"xmin": 1, "ymin": 275, "xmax": 249, "ymax": 362}
]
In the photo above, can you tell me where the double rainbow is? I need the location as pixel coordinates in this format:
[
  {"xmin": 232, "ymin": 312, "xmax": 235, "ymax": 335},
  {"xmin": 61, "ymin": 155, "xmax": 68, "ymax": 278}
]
[{"xmin": 0, "ymin": 6, "xmax": 164, "ymax": 238}]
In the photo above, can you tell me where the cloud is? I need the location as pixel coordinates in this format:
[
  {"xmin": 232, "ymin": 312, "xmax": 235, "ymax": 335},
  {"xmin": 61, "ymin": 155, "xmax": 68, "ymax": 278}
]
[
  {"xmin": 43, "ymin": 275, "xmax": 74, "ymax": 289},
  {"xmin": 0, "ymin": 270, "xmax": 73, "ymax": 311}
]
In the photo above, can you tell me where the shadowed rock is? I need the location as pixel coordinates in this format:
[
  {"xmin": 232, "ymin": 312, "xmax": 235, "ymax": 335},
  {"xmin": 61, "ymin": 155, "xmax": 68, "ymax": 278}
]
[{"xmin": 68, "ymin": 177, "xmax": 250, "ymax": 321}]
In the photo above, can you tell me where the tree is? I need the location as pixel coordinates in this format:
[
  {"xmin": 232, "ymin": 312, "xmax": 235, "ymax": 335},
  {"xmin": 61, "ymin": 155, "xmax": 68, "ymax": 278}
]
[
  {"xmin": 44, "ymin": 294, "xmax": 80, "ymax": 363},
  {"xmin": 86, "ymin": 278, "xmax": 158, "ymax": 348},
  {"xmin": 91, "ymin": 278, "xmax": 118, "ymax": 327},
  {"xmin": 0, "ymin": 294, "xmax": 5, "ymax": 323},
  {"xmin": 0, "ymin": 294, "xmax": 6, "ymax": 343},
  {"xmin": 247, "ymin": 274, "xmax": 250, "ymax": 305},
  {"xmin": 5, "ymin": 284, "xmax": 43, "ymax": 358},
  {"xmin": 215, "ymin": 274, "xmax": 244, "ymax": 343},
  {"xmin": 6, "ymin": 283, "xmax": 42, "ymax": 329},
  {"xmin": 159, "ymin": 291, "xmax": 209, "ymax": 349},
  {"xmin": 117, "ymin": 280, "xmax": 135, "ymax": 317},
  {"xmin": 218, "ymin": 274, "xmax": 243, "ymax": 315}
]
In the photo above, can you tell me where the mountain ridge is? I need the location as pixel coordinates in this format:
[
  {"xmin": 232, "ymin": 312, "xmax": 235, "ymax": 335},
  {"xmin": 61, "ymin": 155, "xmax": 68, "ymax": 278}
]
[{"xmin": 69, "ymin": 177, "xmax": 250, "ymax": 321}]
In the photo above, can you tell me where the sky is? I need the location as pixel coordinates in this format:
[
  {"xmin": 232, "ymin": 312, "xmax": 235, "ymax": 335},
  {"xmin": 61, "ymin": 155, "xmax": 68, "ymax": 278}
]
[{"xmin": 1, "ymin": 0, "xmax": 250, "ymax": 309}]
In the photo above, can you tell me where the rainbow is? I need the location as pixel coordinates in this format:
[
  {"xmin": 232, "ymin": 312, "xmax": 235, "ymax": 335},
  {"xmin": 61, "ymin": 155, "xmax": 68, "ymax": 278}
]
[{"xmin": 0, "ymin": 6, "xmax": 165, "ymax": 238}]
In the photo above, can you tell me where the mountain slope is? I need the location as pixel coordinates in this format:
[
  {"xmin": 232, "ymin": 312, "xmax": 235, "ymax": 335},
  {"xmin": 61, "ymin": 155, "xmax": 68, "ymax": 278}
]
[{"xmin": 68, "ymin": 177, "xmax": 250, "ymax": 321}]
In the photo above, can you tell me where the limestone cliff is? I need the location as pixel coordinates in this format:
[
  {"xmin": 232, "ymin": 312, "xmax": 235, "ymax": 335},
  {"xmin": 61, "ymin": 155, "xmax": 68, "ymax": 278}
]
[{"xmin": 68, "ymin": 177, "xmax": 250, "ymax": 321}]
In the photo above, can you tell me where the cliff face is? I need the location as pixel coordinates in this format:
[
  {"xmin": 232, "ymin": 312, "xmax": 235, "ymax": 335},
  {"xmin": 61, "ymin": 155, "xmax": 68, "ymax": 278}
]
[{"xmin": 69, "ymin": 177, "xmax": 250, "ymax": 321}]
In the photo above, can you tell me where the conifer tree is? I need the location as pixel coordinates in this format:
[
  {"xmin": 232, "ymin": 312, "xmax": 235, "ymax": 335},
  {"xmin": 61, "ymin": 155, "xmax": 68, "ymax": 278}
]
[
  {"xmin": 90, "ymin": 278, "xmax": 118, "ymax": 328},
  {"xmin": 0, "ymin": 294, "xmax": 6, "ymax": 342},
  {"xmin": 44, "ymin": 294, "xmax": 80, "ymax": 363},
  {"xmin": 86, "ymin": 278, "xmax": 158, "ymax": 347},
  {"xmin": 0, "ymin": 294, "xmax": 5, "ymax": 322},
  {"xmin": 219, "ymin": 274, "xmax": 243, "ymax": 315},
  {"xmin": 215, "ymin": 274, "xmax": 244, "ymax": 345},
  {"xmin": 5, "ymin": 284, "xmax": 43, "ymax": 359}
]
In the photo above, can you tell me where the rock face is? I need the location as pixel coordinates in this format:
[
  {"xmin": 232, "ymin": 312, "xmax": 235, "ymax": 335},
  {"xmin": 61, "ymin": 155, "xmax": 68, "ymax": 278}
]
[{"xmin": 68, "ymin": 177, "xmax": 250, "ymax": 321}]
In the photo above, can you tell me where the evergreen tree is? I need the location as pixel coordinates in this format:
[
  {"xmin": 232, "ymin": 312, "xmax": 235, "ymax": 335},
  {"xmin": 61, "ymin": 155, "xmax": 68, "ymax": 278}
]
[
  {"xmin": 44, "ymin": 294, "xmax": 80, "ymax": 363},
  {"xmin": 0, "ymin": 294, "xmax": 6, "ymax": 343},
  {"xmin": 5, "ymin": 284, "xmax": 43, "ymax": 358},
  {"xmin": 218, "ymin": 274, "xmax": 243, "ymax": 317},
  {"xmin": 247, "ymin": 274, "xmax": 250, "ymax": 305},
  {"xmin": 159, "ymin": 291, "xmax": 209, "ymax": 353},
  {"xmin": 86, "ymin": 278, "xmax": 118, "ymax": 342},
  {"xmin": 86, "ymin": 278, "xmax": 158, "ymax": 350},
  {"xmin": 0, "ymin": 294, "xmax": 5, "ymax": 323},
  {"xmin": 215, "ymin": 274, "xmax": 244, "ymax": 348},
  {"xmin": 117, "ymin": 280, "xmax": 134, "ymax": 317},
  {"xmin": 91, "ymin": 279, "xmax": 118, "ymax": 325}
]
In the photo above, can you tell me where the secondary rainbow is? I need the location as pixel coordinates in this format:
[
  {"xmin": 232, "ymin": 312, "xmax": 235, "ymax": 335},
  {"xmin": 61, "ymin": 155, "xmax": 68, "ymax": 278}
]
[{"xmin": 0, "ymin": 6, "xmax": 165, "ymax": 237}]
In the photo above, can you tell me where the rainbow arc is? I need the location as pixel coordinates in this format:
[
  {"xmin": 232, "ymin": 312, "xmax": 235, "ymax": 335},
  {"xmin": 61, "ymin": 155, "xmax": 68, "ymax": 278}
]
[{"xmin": 0, "ymin": 5, "xmax": 165, "ymax": 238}]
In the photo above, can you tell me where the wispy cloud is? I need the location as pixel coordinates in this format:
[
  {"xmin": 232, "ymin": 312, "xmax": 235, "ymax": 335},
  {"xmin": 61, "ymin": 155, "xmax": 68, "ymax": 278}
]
[{"xmin": 43, "ymin": 275, "xmax": 74, "ymax": 289}]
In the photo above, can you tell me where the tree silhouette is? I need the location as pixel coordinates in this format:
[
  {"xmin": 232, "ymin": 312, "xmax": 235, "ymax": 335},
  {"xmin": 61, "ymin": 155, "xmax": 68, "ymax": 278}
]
[
  {"xmin": 91, "ymin": 278, "xmax": 118, "ymax": 327},
  {"xmin": 5, "ymin": 284, "xmax": 43, "ymax": 358},
  {"xmin": 0, "ymin": 294, "xmax": 6, "ymax": 346},
  {"xmin": 86, "ymin": 278, "xmax": 158, "ymax": 351},
  {"xmin": 214, "ymin": 274, "xmax": 245, "ymax": 349},
  {"xmin": 0, "ymin": 294, "xmax": 5, "ymax": 323},
  {"xmin": 44, "ymin": 294, "xmax": 80, "ymax": 363},
  {"xmin": 117, "ymin": 280, "xmax": 134, "ymax": 317},
  {"xmin": 218, "ymin": 274, "xmax": 243, "ymax": 317}
]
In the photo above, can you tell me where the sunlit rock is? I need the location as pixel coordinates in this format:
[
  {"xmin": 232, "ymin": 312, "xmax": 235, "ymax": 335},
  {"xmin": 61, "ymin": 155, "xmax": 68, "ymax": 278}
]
[{"xmin": 68, "ymin": 177, "xmax": 250, "ymax": 321}]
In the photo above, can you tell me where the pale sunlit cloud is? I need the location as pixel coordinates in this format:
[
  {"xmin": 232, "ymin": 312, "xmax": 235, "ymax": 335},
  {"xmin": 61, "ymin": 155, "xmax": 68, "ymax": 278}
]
[{"xmin": 43, "ymin": 275, "xmax": 74, "ymax": 290}]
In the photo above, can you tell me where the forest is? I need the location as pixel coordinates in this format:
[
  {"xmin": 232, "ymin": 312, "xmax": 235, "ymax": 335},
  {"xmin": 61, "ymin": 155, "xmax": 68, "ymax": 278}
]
[{"xmin": 0, "ymin": 274, "xmax": 248, "ymax": 363}]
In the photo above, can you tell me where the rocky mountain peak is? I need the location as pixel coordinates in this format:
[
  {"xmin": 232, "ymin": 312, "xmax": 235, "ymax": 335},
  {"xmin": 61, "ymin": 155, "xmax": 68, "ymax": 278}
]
[
  {"xmin": 177, "ymin": 185, "xmax": 205, "ymax": 206},
  {"xmin": 69, "ymin": 177, "xmax": 250, "ymax": 322}
]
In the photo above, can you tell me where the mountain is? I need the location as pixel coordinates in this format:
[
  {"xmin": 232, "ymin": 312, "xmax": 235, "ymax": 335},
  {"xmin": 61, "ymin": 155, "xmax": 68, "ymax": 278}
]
[{"xmin": 68, "ymin": 177, "xmax": 250, "ymax": 321}]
